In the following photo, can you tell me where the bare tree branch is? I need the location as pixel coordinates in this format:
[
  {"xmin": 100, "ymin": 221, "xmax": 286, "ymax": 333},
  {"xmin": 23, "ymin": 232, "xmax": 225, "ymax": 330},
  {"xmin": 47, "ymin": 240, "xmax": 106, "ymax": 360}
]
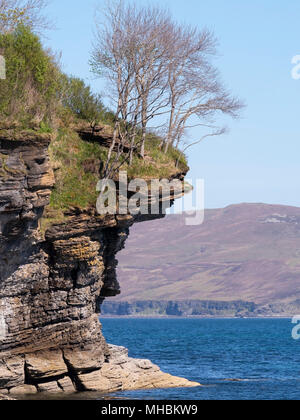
[
  {"xmin": 0, "ymin": 0, "xmax": 52, "ymax": 34},
  {"xmin": 91, "ymin": 0, "xmax": 244, "ymax": 181}
]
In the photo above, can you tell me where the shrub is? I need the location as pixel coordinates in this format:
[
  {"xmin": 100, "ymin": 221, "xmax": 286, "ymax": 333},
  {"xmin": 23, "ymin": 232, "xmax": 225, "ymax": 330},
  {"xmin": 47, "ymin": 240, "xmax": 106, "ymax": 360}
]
[
  {"xmin": 0, "ymin": 24, "xmax": 61, "ymax": 126},
  {"xmin": 61, "ymin": 75, "xmax": 104, "ymax": 126}
]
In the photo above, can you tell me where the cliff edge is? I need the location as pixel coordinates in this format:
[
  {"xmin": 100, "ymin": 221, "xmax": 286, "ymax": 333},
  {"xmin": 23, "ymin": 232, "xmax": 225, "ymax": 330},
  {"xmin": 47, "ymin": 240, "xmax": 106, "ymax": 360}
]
[{"xmin": 0, "ymin": 130, "xmax": 199, "ymax": 396}]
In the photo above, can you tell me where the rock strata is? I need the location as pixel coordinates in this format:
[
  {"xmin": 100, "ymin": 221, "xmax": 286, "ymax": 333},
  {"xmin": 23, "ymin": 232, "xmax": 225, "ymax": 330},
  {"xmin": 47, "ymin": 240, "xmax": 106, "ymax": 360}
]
[{"xmin": 0, "ymin": 132, "xmax": 199, "ymax": 396}]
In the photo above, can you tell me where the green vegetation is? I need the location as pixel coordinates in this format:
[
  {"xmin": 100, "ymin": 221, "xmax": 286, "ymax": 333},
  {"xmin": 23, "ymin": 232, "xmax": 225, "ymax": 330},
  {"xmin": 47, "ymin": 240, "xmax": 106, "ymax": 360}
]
[
  {"xmin": 0, "ymin": 25, "xmax": 61, "ymax": 126},
  {"xmin": 0, "ymin": 24, "xmax": 188, "ymax": 178},
  {"xmin": 0, "ymin": 25, "xmax": 109, "ymax": 129},
  {"xmin": 0, "ymin": 24, "xmax": 188, "ymax": 233},
  {"xmin": 45, "ymin": 127, "xmax": 188, "ymax": 219},
  {"xmin": 0, "ymin": 0, "xmax": 50, "ymax": 34},
  {"xmin": 48, "ymin": 128, "xmax": 108, "ymax": 210},
  {"xmin": 126, "ymin": 136, "xmax": 188, "ymax": 179},
  {"xmin": 61, "ymin": 76, "xmax": 105, "ymax": 127}
]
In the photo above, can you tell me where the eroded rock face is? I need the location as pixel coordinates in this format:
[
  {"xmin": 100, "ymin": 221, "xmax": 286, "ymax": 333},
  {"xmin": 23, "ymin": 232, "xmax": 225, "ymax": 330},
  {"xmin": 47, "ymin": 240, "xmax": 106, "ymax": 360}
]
[{"xmin": 0, "ymin": 133, "xmax": 199, "ymax": 396}]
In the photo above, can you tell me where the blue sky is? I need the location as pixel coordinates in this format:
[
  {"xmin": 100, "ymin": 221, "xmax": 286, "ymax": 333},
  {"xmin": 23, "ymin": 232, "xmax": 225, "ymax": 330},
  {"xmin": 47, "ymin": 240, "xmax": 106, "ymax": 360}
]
[{"xmin": 46, "ymin": 0, "xmax": 300, "ymax": 209}]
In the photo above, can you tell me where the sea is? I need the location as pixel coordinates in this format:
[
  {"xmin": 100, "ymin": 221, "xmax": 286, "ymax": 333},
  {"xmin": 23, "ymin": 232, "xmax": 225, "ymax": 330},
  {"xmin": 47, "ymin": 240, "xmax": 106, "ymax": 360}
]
[{"xmin": 99, "ymin": 317, "xmax": 300, "ymax": 401}]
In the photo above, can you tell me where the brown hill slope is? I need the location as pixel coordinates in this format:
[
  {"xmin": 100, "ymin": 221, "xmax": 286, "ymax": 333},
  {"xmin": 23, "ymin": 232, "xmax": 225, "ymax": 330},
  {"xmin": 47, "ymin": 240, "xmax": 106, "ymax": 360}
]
[{"xmin": 115, "ymin": 204, "xmax": 300, "ymax": 305}]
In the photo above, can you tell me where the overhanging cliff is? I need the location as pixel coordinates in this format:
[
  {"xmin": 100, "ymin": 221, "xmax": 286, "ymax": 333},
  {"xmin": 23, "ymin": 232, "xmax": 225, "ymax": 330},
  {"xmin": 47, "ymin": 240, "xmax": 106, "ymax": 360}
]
[{"xmin": 0, "ymin": 131, "xmax": 198, "ymax": 396}]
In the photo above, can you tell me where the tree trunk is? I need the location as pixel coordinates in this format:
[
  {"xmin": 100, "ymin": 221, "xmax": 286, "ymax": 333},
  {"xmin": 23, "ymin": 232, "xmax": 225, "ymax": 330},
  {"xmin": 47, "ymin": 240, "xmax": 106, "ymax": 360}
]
[{"xmin": 140, "ymin": 102, "xmax": 147, "ymax": 159}]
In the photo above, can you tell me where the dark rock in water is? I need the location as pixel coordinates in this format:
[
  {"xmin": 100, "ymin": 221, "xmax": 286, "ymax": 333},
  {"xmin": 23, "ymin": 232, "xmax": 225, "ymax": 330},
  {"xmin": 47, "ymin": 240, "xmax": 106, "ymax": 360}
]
[
  {"xmin": 0, "ymin": 132, "xmax": 198, "ymax": 395},
  {"xmin": 224, "ymin": 378, "xmax": 245, "ymax": 382}
]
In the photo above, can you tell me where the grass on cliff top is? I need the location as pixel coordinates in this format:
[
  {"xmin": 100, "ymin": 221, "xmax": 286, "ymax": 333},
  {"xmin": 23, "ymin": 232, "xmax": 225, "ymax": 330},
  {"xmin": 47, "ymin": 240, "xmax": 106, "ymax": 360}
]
[
  {"xmin": 41, "ymin": 127, "xmax": 188, "ymax": 233},
  {"xmin": 126, "ymin": 134, "xmax": 188, "ymax": 179},
  {"xmin": 48, "ymin": 128, "xmax": 107, "ymax": 205}
]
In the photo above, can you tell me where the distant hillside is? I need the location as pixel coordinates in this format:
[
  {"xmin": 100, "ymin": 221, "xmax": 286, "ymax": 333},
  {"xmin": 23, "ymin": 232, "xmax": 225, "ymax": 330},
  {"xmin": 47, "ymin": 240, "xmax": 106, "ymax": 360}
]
[{"xmin": 106, "ymin": 204, "xmax": 300, "ymax": 315}]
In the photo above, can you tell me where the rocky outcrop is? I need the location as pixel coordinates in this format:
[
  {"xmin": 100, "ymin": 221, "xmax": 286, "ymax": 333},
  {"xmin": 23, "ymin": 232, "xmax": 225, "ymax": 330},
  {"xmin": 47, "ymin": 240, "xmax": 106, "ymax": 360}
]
[
  {"xmin": 0, "ymin": 393, "xmax": 15, "ymax": 400},
  {"xmin": 74, "ymin": 345, "xmax": 199, "ymax": 393},
  {"xmin": 75, "ymin": 123, "xmax": 135, "ymax": 155},
  {"xmin": 0, "ymin": 131, "xmax": 199, "ymax": 396}
]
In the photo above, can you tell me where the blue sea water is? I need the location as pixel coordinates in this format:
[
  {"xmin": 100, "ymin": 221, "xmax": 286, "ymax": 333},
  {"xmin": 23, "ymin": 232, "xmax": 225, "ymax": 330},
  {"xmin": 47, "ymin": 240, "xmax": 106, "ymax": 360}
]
[{"xmin": 100, "ymin": 318, "xmax": 300, "ymax": 400}]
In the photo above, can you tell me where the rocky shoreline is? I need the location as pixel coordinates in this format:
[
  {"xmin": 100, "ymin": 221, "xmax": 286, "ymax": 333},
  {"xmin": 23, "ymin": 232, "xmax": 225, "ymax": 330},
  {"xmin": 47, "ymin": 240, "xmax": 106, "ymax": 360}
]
[
  {"xmin": 101, "ymin": 299, "xmax": 300, "ymax": 318},
  {"xmin": 0, "ymin": 345, "xmax": 199, "ymax": 398}
]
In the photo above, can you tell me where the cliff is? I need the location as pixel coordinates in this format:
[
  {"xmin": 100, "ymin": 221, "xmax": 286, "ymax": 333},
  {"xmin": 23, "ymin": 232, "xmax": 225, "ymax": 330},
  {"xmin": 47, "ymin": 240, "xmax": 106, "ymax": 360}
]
[
  {"xmin": 0, "ymin": 130, "xmax": 198, "ymax": 396},
  {"xmin": 101, "ymin": 300, "xmax": 259, "ymax": 317},
  {"xmin": 101, "ymin": 299, "xmax": 300, "ymax": 317}
]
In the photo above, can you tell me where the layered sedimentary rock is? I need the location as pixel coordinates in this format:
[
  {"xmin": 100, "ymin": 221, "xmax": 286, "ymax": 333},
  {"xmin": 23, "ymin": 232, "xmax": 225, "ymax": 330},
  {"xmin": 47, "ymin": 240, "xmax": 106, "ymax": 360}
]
[{"xmin": 0, "ymin": 132, "xmax": 199, "ymax": 396}]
